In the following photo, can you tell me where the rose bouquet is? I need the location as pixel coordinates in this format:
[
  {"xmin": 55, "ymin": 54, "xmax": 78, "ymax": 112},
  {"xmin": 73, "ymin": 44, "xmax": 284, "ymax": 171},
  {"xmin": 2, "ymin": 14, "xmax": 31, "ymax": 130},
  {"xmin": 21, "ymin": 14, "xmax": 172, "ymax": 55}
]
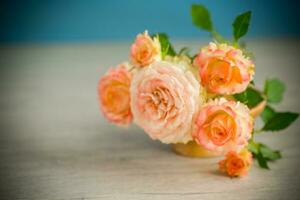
[{"xmin": 97, "ymin": 4, "xmax": 298, "ymax": 177}]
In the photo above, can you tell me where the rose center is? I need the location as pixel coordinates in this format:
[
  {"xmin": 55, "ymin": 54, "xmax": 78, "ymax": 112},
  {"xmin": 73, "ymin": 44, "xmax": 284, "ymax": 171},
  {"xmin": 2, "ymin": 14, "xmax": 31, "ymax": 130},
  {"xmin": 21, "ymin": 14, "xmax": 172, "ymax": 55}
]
[
  {"xmin": 104, "ymin": 84, "xmax": 129, "ymax": 114},
  {"xmin": 137, "ymin": 43, "xmax": 152, "ymax": 61},
  {"xmin": 142, "ymin": 85, "xmax": 178, "ymax": 120},
  {"xmin": 204, "ymin": 111, "xmax": 237, "ymax": 145},
  {"xmin": 228, "ymin": 158, "xmax": 245, "ymax": 170},
  {"xmin": 207, "ymin": 59, "xmax": 232, "ymax": 89}
]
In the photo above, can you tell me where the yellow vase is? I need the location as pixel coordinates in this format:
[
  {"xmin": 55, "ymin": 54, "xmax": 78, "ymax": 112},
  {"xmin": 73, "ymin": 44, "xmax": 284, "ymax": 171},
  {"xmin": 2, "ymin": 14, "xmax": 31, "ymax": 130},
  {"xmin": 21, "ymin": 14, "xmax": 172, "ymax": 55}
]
[
  {"xmin": 171, "ymin": 99, "xmax": 266, "ymax": 158},
  {"xmin": 171, "ymin": 141, "xmax": 221, "ymax": 157}
]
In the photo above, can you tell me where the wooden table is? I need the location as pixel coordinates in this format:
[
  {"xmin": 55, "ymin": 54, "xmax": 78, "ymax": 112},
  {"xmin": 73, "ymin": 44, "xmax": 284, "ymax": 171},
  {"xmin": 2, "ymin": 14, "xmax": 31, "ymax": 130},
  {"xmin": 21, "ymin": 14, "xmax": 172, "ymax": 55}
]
[{"xmin": 0, "ymin": 39, "xmax": 299, "ymax": 200}]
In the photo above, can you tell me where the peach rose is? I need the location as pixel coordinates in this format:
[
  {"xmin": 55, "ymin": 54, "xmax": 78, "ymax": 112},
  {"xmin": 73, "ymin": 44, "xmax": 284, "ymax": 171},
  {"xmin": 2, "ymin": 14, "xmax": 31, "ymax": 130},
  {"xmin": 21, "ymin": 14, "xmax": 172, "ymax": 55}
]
[
  {"xmin": 193, "ymin": 42, "xmax": 254, "ymax": 94},
  {"xmin": 219, "ymin": 149, "xmax": 253, "ymax": 177},
  {"xmin": 130, "ymin": 31, "xmax": 161, "ymax": 67},
  {"xmin": 98, "ymin": 63, "xmax": 132, "ymax": 126},
  {"xmin": 131, "ymin": 60, "xmax": 203, "ymax": 143},
  {"xmin": 193, "ymin": 98, "xmax": 252, "ymax": 153}
]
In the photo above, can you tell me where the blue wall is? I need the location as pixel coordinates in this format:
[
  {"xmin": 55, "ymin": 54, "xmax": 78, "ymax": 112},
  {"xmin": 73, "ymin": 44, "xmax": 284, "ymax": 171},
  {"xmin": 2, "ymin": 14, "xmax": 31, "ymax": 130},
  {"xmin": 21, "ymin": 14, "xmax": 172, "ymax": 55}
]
[{"xmin": 0, "ymin": 0, "xmax": 299, "ymax": 44}]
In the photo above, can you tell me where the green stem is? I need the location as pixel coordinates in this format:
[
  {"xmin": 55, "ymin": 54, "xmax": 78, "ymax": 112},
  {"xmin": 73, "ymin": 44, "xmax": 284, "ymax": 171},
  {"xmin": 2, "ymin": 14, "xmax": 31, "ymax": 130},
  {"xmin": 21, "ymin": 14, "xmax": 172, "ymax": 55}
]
[
  {"xmin": 233, "ymin": 40, "xmax": 239, "ymax": 48},
  {"xmin": 211, "ymin": 30, "xmax": 225, "ymax": 43}
]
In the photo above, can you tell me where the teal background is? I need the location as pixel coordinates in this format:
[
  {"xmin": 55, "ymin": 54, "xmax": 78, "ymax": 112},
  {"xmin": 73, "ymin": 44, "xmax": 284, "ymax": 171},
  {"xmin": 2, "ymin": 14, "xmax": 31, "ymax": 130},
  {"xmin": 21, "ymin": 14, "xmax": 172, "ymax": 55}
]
[{"xmin": 0, "ymin": 0, "xmax": 299, "ymax": 44}]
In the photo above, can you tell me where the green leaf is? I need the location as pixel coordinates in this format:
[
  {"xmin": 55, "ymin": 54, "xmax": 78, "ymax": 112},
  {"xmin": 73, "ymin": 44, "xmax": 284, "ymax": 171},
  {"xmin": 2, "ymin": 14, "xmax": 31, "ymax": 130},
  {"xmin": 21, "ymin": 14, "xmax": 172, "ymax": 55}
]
[
  {"xmin": 153, "ymin": 33, "xmax": 176, "ymax": 58},
  {"xmin": 262, "ymin": 112, "xmax": 299, "ymax": 131},
  {"xmin": 264, "ymin": 79, "xmax": 285, "ymax": 103},
  {"xmin": 191, "ymin": 4, "xmax": 213, "ymax": 32},
  {"xmin": 248, "ymin": 141, "xmax": 282, "ymax": 169},
  {"xmin": 255, "ymin": 151, "xmax": 269, "ymax": 169},
  {"xmin": 247, "ymin": 141, "xmax": 259, "ymax": 154},
  {"xmin": 260, "ymin": 105, "xmax": 275, "ymax": 123},
  {"xmin": 233, "ymin": 87, "xmax": 264, "ymax": 108},
  {"xmin": 232, "ymin": 11, "xmax": 251, "ymax": 42},
  {"xmin": 260, "ymin": 144, "xmax": 281, "ymax": 161}
]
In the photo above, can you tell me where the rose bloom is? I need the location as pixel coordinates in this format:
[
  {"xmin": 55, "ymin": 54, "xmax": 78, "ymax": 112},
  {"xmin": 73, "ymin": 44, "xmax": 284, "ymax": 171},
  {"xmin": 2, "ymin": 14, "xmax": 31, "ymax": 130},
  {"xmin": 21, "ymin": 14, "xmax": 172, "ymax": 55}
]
[
  {"xmin": 219, "ymin": 149, "xmax": 253, "ymax": 177},
  {"xmin": 193, "ymin": 98, "xmax": 253, "ymax": 153},
  {"xmin": 193, "ymin": 42, "xmax": 254, "ymax": 94},
  {"xmin": 130, "ymin": 31, "xmax": 161, "ymax": 67},
  {"xmin": 131, "ymin": 60, "xmax": 203, "ymax": 144},
  {"xmin": 98, "ymin": 63, "xmax": 132, "ymax": 126}
]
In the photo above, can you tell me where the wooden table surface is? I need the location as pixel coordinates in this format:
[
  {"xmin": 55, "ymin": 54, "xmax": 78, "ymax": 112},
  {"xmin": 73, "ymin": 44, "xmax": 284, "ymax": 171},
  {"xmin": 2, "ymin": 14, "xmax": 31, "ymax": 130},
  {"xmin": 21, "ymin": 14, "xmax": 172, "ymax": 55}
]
[{"xmin": 0, "ymin": 39, "xmax": 300, "ymax": 200}]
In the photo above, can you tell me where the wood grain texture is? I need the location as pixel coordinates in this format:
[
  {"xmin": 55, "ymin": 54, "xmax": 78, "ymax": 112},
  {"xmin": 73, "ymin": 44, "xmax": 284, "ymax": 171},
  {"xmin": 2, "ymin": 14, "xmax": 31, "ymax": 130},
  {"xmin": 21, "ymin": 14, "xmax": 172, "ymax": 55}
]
[{"xmin": 0, "ymin": 39, "xmax": 300, "ymax": 200}]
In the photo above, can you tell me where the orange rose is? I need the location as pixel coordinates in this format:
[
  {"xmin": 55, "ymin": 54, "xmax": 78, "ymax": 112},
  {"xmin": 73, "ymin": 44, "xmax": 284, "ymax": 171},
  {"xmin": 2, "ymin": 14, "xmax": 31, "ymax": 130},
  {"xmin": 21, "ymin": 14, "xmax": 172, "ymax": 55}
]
[
  {"xmin": 219, "ymin": 149, "xmax": 253, "ymax": 177},
  {"xmin": 98, "ymin": 63, "xmax": 132, "ymax": 126},
  {"xmin": 193, "ymin": 98, "xmax": 253, "ymax": 153},
  {"xmin": 194, "ymin": 42, "xmax": 254, "ymax": 94},
  {"xmin": 130, "ymin": 31, "xmax": 161, "ymax": 67}
]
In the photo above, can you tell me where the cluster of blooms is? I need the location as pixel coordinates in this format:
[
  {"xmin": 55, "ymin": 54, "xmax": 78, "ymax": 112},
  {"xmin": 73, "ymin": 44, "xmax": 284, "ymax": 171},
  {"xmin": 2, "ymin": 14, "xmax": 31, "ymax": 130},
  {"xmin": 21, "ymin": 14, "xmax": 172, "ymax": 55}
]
[{"xmin": 98, "ymin": 31, "xmax": 255, "ymax": 177}]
